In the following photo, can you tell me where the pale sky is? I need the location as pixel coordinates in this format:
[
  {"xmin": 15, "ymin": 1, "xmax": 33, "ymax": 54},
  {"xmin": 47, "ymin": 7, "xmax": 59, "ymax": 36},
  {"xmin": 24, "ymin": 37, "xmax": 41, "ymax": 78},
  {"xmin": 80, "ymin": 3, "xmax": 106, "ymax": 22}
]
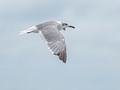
[{"xmin": 0, "ymin": 0, "xmax": 120, "ymax": 90}]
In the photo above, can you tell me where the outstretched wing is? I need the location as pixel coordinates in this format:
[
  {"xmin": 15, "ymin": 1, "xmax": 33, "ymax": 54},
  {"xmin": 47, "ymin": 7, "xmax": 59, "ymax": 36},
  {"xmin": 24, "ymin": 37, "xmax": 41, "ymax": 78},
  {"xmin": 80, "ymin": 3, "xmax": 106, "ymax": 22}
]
[{"xmin": 38, "ymin": 26, "xmax": 67, "ymax": 63}]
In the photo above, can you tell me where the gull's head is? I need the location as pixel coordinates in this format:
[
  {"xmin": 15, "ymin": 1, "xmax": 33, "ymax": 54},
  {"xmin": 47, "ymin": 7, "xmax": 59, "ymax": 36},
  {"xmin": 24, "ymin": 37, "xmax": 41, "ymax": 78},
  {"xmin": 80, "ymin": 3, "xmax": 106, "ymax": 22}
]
[
  {"xmin": 62, "ymin": 22, "xmax": 75, "ymax": 30},
  {"xmin": 57, "ymin": 21, "xmax": 75, "ymax": 31}
]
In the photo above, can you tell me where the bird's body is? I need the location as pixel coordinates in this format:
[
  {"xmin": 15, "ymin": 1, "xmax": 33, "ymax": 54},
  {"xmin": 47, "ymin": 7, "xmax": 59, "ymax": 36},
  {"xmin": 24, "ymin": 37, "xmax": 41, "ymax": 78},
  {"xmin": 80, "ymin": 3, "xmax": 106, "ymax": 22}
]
[{"xmin": 20, "ymin": 21, "xmax": 75, "ymax": 63}]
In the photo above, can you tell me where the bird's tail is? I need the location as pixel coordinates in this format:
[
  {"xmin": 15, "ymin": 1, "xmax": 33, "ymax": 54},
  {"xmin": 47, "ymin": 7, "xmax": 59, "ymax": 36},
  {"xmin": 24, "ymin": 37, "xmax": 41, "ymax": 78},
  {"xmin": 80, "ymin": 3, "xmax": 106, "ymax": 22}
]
[
  {"xmin": 19, "ymin": 30, "xmax": 29, "ymax": 35},
  {"xmin": 19, "ymin": 26, "xmax": 37, "ymax": 35}
]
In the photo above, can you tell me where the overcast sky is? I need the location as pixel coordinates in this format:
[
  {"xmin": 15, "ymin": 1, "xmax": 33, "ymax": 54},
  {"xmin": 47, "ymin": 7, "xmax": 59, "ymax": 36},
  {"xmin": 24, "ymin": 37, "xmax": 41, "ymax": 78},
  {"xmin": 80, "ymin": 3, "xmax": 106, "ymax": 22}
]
[{"xmin": 0, "ymin": 0, "xmax": 120, "ymax": 90}]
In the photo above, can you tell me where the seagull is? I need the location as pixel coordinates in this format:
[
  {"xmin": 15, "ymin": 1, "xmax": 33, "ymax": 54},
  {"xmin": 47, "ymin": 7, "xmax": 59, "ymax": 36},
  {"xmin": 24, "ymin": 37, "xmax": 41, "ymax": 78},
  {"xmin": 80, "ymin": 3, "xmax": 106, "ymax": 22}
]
[{"xmin": 20, "ymin": 21, "xmax": 75, "ymax": 63}]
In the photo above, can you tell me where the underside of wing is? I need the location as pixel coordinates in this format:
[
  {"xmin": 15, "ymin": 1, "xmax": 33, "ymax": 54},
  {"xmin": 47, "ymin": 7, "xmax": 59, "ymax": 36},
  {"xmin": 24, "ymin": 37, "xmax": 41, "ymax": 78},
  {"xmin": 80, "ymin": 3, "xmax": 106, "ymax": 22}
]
[
  {"xmin": 38, "ymin": 27, "xmax": 67, "ymax": 63},
  {"xmin": 47, "ymin": 40, "xmax": 67, "ymax": 63}
]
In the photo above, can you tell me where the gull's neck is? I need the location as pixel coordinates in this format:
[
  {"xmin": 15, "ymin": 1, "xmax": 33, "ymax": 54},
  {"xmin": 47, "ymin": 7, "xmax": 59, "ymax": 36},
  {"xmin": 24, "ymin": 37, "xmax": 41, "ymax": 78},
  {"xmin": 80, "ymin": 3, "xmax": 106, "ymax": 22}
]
[
  {"xmin": 56, "ymin": 21, "xmax": 63, "ymax": 30},
  {"xmin": 56, "ymin": 21, "xmax": 62, "ymax": 24}
]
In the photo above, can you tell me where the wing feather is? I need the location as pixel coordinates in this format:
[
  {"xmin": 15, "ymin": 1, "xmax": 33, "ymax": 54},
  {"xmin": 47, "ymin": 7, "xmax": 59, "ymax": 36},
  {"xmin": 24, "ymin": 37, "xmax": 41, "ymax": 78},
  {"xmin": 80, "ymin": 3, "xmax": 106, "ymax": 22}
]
[{"xmin": 38, "ymin": 26, "xmax": 67, "ymax": 63}]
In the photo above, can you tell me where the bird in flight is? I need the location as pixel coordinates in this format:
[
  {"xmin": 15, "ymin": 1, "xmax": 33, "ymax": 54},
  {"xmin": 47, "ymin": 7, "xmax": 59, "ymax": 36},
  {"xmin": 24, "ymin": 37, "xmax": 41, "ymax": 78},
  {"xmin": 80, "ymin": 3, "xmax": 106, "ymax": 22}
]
[{"xmin": 20, "ymin": 21, "xmax": 75, "ymax": 63}]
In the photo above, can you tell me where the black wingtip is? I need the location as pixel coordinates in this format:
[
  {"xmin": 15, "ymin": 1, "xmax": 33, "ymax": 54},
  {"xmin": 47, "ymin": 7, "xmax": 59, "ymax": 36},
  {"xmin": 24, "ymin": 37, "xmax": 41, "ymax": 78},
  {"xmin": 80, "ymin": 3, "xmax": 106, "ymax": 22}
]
[
  {"xmin": 59, "ymin": 49, "xmax": 67, "ymax": 63},
  {"xmin": 54, "ymin": 53, "xmax": 66, "ymax": 63},
  {"xmin": 63, "ymin": 59, "xmax": 66, "ymax": 63}
]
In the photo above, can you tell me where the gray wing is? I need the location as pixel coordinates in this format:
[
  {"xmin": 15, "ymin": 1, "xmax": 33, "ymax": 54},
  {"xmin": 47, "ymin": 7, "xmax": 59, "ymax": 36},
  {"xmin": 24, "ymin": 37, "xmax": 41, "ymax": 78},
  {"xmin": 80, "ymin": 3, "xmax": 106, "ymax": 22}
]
[{"xmin": 38, "ymin": 26, "xmax": 67, "ymax": 63}]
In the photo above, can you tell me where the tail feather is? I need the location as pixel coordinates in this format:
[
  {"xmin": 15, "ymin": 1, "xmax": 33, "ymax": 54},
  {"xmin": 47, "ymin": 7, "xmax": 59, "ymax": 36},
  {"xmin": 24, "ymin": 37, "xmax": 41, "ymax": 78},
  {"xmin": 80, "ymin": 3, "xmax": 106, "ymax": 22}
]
[
  {"xmin": 19, "ymin": 30, "xmax": 29, "ymax": 35},
  {"xmin": 19, "ymin": 25, "xmax": 37, "ymax": 35}
]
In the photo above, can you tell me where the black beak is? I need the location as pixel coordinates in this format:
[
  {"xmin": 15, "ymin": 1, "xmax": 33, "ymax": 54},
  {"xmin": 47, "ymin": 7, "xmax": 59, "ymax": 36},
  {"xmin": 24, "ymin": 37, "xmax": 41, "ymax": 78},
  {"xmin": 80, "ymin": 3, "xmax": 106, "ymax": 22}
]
[{"xmin": 69, "ymin": 25, "xmax": 75, "ymax": 29}]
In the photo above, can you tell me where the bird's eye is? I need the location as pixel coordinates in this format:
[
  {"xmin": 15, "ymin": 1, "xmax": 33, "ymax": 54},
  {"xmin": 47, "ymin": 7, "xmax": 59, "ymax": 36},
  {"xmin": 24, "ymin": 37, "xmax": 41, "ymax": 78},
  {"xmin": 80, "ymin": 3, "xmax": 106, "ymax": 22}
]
[
  {"xmin": 64, "ymin": 23, "xmax": 67, "ymax": 25},
  {"xmin": 63, "ymin": 23, "xmax": 67, "ymax": 26}
]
